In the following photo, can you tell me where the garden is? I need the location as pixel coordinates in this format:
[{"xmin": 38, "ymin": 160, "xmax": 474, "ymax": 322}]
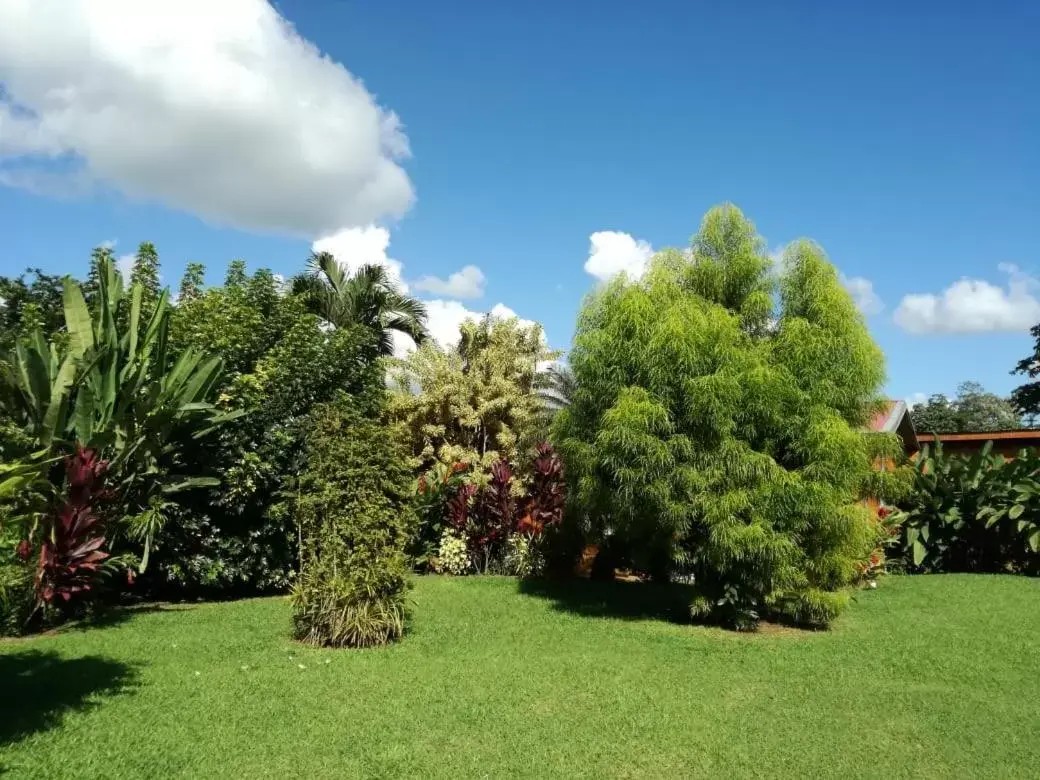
[{"xmin": 2, "ymin": 205, "xmax": 1039, "ymax": 777}]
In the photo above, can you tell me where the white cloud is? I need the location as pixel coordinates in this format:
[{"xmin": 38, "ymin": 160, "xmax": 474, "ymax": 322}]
[
  {"xmin": 907, "ymin": 392, "xmax": 929, "ymax": 410},
  {"xmin": 840, "ymin": 274, "xmax": 884, "ymax": 316},
  {"xmin": 584, "ymin": 231, "xmax": 654, "ymax": 281},
  {"xmin": 116, "ymin": 253, "xmax": 135, "ymax": 277},
  {"xmin": 413, "ymin": 265, "xmax": 486, "ymax": 299},
  {"xmin": 100, "ymin": 239, "xmax": 117, "ymax": 250},
  {"xmin": 893, "ymin": 264, "xmax": 1040, "ymax": 334},
  {"xmin": 0, "ymin": 0, "xmax": 413, "ymax": 237},
  {"xmin": 392, "ymin": 300, "xmax": 541, "ymax": 358},
  {"xmin": 311, "ymin": 225, "xmax": 406, "ymax": 289}
]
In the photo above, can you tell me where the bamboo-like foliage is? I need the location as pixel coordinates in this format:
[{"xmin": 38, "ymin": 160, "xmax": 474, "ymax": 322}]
[
  {"xmin": 0, "ymin": 256, "xmax": 240, "ymax": 568},
  {"xmin": 553, "ymin": 204, "xmax": 902, "ymax": 628}
]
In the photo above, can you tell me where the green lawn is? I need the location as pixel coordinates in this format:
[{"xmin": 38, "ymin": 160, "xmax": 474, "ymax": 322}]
[{"xmin": 2, "ymin": 575, "xmax": 1038, "ymax": 778}]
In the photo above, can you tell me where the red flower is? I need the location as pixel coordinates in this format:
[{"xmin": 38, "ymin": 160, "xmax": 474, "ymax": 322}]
[
  {"xmin": 869, "ymin": 553, "xmax": 881, "ymax": 566},
  {"xmin": 126, "ymin": 569, "xmax": 136, "ymax": 586},
  {"xmin": 877, "ymin": 506, "xmax": 890, "ymax": 519},
  {"xmin": 15, "ymin": 539, "xmax": 32, "ymax": 561}
]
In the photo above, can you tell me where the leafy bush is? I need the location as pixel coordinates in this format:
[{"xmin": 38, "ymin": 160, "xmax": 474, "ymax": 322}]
[
  {"xmin": 0, "ymin": 256, "xmax": 237, "ymax": 576},
  {"xmin": 424, "ymin": 444, "xmax": 567, "ymax": 575},
  {"xmin": 34, "ymin": 447, "xmax": 111, "ymax": 605},
  {"xmin": 291, "ymin": 395, "xmax": 414, "ymax": 648},
  {"xmin": 503, "ymin": 533, "xmax": 542, "ymax": 577},
  {"xmin": 390, "ymin": 315, "xmax": 559, "ymax": 472},
  {"xmin": 436, "ymin": 530, "xmax": 470, "ymax": 575},
  {"xmin": 895, "ymin": 443, "xmax": 1040, "ymax": 574},
  {"xmin": 553, "ymin": 204, "xmax": 904, "ymax": 629},
  {"xmin": 166, "ymin": 262, "xmax": 382, "ymax": 599},
  {"xmin": 0, "ymin": 525, "xmax": 35, "ymax": 636},
  {"xmin": 412, "ymin": 462, "xmax": 469, "ymax": 568}
]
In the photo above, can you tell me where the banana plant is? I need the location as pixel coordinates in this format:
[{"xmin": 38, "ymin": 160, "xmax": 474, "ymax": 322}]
[
  {"xmin": 896, "ymin": 441, "xmax": 1040, "ymax": 574},
  {"xmin": 0, "ymin": 256, "xmax": 242, "ymax": 569}
]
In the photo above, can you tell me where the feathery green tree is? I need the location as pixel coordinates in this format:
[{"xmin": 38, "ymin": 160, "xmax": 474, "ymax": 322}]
[
  {"xmin": 553, "ymin": 204, "xmax": 902, "ymax": 628},
  {"xmin": 129, "ymin": 242, "xmax": 162, "ymax": 322},
  {"xmin": 177, "ymin": 262, "xmax": 206, "ymax": 304}
]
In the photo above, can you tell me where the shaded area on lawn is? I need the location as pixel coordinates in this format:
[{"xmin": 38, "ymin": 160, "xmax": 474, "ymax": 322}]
[
  {"xmin": 518, "ymin": 576, "xmax": 697, "ymax": 624},
  {"xmin": 61, "ymin": 603, "xmax": 197, "ymax": 634},
  {"xmin": 0, "ymin": 650, "xmax": 138, "ymax": 748}
]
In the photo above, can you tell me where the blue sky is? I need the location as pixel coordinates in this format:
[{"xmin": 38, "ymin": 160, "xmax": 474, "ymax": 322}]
[{"xmin": 1, "ymin": 0, "xmax": 1038, "ymax": 402}]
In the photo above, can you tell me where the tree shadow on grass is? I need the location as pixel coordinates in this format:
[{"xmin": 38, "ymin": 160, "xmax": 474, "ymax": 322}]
[
  {"xmin": 61, "ymin": 602, "xmax": 196, "ymax": 633},
  {"xmin": 0, "ymin": 650, "xmax": 138, "ymax": 749},
  {"xmin": 518, "ymin": 577, "xmax": 698, "ymax": 624}
]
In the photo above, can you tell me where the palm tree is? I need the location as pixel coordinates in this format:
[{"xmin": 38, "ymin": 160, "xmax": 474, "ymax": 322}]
[
  {"xmin": 293, "ymin": 251, "xmax": 428, "ymax": 356},
  {"xmin": 537, "ymin": 362, "xmax": 576, "ymax": 416}
]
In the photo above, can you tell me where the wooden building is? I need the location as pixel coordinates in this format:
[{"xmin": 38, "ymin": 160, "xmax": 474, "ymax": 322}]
[{"xmin": 916, "ymin": 430, "xmax": 1040, "ymax": 459}]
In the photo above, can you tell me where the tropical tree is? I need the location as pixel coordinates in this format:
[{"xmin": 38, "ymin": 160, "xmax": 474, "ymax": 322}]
[
  {"xmin": 538, "ymin": 363, "xmax": 576, "ymax": 416},
  {"xmin": 292, "ymin": 251, "xmax": 428, "ymax": 356},
  {"xmin": 0, "ymin": 268, "xmax": 66, "ymax": 352},
  {"xmin": 162, "ymin": 260, "xmax": 381, "ymax": 595},
  {"xmin": 177, "ymin": 262, "xmax": 206, "ymax": 304},
  {"xmin": 553, "ymin": 204, "xmax": 904, "ymax": 629},
  {"xmin": 911, "ymin": 382, "xmax": 1021, "ymax": 433},
  {"xmin": 390, "ymin": 315, "xmax": 558, "ymax": 472}
]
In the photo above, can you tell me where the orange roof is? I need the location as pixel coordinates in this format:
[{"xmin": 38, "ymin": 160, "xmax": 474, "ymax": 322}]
[{"xmin": 867, "ymin": 400, "xmax": 900, "ymax": 433}]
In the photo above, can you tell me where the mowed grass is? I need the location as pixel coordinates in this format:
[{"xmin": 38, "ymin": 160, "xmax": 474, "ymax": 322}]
[{"xmin": 1, "ymin": 575, "xmax": 1038, "ymax": 779}]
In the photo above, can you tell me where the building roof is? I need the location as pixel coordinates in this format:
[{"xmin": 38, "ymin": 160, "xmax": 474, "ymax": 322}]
[
  {"xmin": 868, "ymin": 400, "xmax": 904, "ymax": 433},
  {"xmin": 867, "ymin": 399, "xmax": 919, "ymax": 453}
]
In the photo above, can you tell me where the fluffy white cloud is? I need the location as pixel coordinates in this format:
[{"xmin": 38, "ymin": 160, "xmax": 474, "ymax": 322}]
[
  {"xmin": 311, "ymin": 226, "xmax": 405, "ymax": 289},
  {"xmin": 391, "ymin": 300, "xmax": 541, "ymax": 358},
  {"xmin": 840, "ymin": 274, "xmax": 884, "ymax": 316},
  {"xmin": 584, "ymin": 231, "xmax": 654, "ymax": 281},
  {"xmin": 893, "ymin": 264, "xmax": 1040, "ymax": 334},
  {"xmin": 413, "ymin": 265, "xmax": 486, "ymax": 299},
  {"xmin": 116, "ymin": 253, "xmax": 135, "ymax": 277},
  {"xmin": 0, "ymin": 0, "xmax": 413, "ymax": 236}
]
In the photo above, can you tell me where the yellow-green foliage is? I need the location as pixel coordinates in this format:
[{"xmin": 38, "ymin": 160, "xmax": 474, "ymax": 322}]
[
  {"xmin": 554, "ymin": 204, "xmax": 898, "ymax": 627},
  {"xmin": 389, "ymin": 315, "xmax": 559, "ymax": 472}
]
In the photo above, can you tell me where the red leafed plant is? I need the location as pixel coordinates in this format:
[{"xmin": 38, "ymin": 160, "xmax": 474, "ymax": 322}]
[
  {"xmin": 518, "ymin": 443, "xmax": 566, "ymax": 535},
  {"xmin": 467, "ymin": 461, "xmax": 516, "ymax": 572},
  {"xmin": 447, "ymin": 482, "xmax": 476, "ymax": 532},
  {"xmin": 32, "ymin": 446, "xmax": 111, "ymax": 606}
]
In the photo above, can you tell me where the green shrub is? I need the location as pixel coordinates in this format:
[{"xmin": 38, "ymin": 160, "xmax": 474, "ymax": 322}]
[
  {"xmin": 0, "ymin": 544, "xmax": 35, "ymax": 636},
  {"xmin": 553, "ymin": 204, "xmax": 904, "ymax": 629},
  {"xmin": 290, "ymin": 395, "xmax": 414, "ymax": 648},
  {"xmin": 895, "ymin": 443, "xmax": 1040, "ymax": 574}
]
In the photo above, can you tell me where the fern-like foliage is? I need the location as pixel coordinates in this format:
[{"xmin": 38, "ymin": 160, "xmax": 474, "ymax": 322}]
[{"xmin": 553, "ymin": 204, "xmax": 896, "ymax": 628}]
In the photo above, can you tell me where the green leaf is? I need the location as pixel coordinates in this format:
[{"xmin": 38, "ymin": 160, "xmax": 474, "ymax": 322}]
[
  {"xmin": 162, "ymin": 477, "xmax": 220, "ymax": 494},
  {"xmin": 1029, "ymin": 530, "xmax": 1040, "ymax": 553},
  {"xmin": 1009, "ymin": 504, "xmax": 1025, "ymax": 520},
  {"xmin": 912, "ymin": 539, "xmax": 927, "ymax": 566},
  {"xmin": 63, "ymin": 276, "xmax": 95, "ymax": 357},
  {"xmin": 128, "ymin": 283, "xmax": 142, "ymax": 361}
]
